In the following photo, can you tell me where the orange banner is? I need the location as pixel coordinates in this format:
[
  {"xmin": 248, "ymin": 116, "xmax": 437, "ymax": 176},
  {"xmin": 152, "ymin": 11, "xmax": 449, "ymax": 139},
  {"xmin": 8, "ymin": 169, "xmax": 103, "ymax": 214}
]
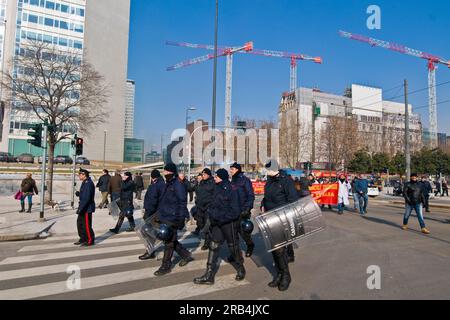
[
  {"xmin": 309, "ymin": 183, "xmax": 339, "ymax": 205},
  {"xmin": 252, "ymin": 181, "xmax": 266, "ymax": 195}
]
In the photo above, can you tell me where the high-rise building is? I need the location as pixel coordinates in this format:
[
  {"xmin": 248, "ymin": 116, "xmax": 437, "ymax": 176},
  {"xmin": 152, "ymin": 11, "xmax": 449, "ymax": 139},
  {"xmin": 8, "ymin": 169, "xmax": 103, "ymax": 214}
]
[
  {"xmin": 0, "ymin": 0, "xmax": 131, "ymax": 162},
  {"xmin": 124, "ymin": 79, "xmax": 135, "ymax": 139}
]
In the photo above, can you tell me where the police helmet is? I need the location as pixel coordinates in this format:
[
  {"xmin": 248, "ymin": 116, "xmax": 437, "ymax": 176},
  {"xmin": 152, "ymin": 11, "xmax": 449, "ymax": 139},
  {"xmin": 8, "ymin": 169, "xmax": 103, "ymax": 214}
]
[
  {"xmin": 156, "ymin": 224, "xmax": 173, "ymax": 241},
  {"xmin": 241, "ymin": 219, "xmax": 254, "ymax": 234}
]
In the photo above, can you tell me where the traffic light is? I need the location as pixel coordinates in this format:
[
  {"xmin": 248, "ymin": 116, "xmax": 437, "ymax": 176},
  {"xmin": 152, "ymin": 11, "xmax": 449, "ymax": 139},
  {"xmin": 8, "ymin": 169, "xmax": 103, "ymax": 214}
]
[
  {"xmin": 75, "ymin": 137, "xmax": 84, "ymax": 156},
  {"xmin": 304, "ymin": 162, "xmax": 313, "ymax": 171},
  {"xmin": 27, "ymin": 124, "xmax": 43, "ymax": 148}
]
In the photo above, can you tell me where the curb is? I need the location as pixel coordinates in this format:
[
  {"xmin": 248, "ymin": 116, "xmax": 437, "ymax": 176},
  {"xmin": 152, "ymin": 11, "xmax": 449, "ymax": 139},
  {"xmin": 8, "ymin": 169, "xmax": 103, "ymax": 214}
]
[{"xmin": 0, "ymin": 222, "xmax": 56, "ymax": 242}]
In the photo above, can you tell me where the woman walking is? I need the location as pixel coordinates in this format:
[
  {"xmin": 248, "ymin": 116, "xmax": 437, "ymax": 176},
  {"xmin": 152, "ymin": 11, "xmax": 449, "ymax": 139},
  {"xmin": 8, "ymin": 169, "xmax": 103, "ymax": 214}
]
[{"xmin": 19, "ymin": 173, "xmax": 38, "ymax": 213}]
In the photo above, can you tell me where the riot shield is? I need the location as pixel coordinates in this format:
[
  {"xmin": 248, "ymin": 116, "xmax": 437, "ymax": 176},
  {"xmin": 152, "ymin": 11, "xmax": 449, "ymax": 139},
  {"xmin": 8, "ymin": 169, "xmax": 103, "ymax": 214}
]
[
  {"xmin": 109, "ymin": 199, "xmax": 122, "ymax": 219},
  {"xmin": 255, "ymin": 196, "xmax": 325, "ymax": 252},
  {"xmin": 136, "ymin": 219, "xmax": 162, "ymax": 253}
]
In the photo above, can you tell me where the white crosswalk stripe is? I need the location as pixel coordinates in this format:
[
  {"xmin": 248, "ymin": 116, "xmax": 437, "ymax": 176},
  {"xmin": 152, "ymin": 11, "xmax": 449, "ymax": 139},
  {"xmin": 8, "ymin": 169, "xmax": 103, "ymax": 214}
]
[{"xmin": 0, "ymin": 231, "xmax": 251, "ymax": 300}]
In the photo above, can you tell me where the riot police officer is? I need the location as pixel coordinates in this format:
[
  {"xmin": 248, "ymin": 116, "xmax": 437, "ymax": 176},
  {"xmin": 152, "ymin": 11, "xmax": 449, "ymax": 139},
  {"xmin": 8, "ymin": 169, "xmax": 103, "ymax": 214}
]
[
  {"xmin": 138, "ymin": 169, "xmax": 166, "ymax": 260},
  {"xmin": 193, "ymin": 169, "xmax": 245, "ymax": 285},
  {"xmin": 109, "ymin": 172, "xmax": 136, "ymax": 234},
  {"xmin": 230, "ymin": 162, "xmax": 255, "ymax": 257},
  {"xmin": 75, "ymin": 169, "xmax": 96, "ymax": 247},
  {"xmin": 193, "ymin": 168, "xmax": 215, "ymax": 250},
  {"xmin": 261, "ymin": 159, "xmax": 299, "ymax": 291},
  {"xmin": 154, "ymin": 163, "xmax": 194, "ymax": 276}
]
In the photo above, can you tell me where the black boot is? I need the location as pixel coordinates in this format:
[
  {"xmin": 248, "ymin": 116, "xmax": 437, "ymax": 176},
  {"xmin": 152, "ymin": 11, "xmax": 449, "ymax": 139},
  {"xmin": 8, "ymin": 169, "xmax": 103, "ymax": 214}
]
[
  {"xmin": 139, "ymin": 251, "xmax": 156, "ymax": 260},
  {"xmin": 19, "ymin": 203, "xmax": 25, "ymax": 213},
  {"xmin": 110, "ymin": 216, "xmax": 124, "ymax": 234},
  {"xmin": 27, "ymin": 204, "xmax": 32, "ymax": 213},
  {"xmin": 229, "ymin": 245, "xmax": 246, "ymax": 281},
  {"xmin": 126, "ymin": 216, "xmax": 135, "ymax": 232},
  {"xmin": 245, "ymin": 244, "xmax": 255, "ymax": 258},
  {"xmin": 287, "ymin": 244, "xmax": 295, "ymax": 263},
  {"xmin": 268, "ymin": 251, "xmax": 282, "ymax": 288},
  {"xmin": 278, "ymin": 251, "xmax": 291, "ymax": 291},
  {"xmin": 154, "ymin": 246, "xmax": 174, "ymax": 276},
  {"xmin": 194, "ymin": 248, "xmax": 219, "ymax": 285}
]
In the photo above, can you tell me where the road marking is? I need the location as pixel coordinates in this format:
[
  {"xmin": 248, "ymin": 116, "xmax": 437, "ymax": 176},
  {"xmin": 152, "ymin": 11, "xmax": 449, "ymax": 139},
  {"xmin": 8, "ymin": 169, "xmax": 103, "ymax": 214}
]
[
  {"xmin": 105, "ymin": 274, "xmax": 249, "ymax": 300},
  {"xmin": 0, "ymin": 259, "xmax": 215, "ymax": 300},
  {"xmin": 19, "ymin": 236, "xmax": 142, "ymax": 252},
  {"xmin": 43, "ymin": 233, "xmax": 137, "ymax": 242}
]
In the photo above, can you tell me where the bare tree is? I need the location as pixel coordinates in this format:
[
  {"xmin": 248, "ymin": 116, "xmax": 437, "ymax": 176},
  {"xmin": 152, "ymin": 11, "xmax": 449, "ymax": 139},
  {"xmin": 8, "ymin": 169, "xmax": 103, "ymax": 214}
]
[
  {"xmin": 279, "ymin": 113, "xmax": 311, "ymax": 169},
  {"xmin": 2, "ymin": 40, "xmax": 109, "ymax": 202}
]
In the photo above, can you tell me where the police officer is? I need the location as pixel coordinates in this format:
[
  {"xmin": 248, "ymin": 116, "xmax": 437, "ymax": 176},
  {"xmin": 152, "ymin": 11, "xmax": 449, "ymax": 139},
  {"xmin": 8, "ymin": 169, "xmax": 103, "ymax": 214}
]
[
  {"xmin": 110, "ymin": 172, "xmax": 136, "ymax": 234},
  {"xmin": 193, "ymin": 168, "xmax": 215, "ymax": 250},
  {"xmin": 138, "ymin": 169, "xmax": 166, "ymax": 260},
  {"xmin": 193, "ymin": 169, "xmax": 245, "ymax": 285},
  {"xmin": 230, "ymin": 162, "xmax": 255, "ymax": 257},
  {"xmin": 261, "ymin": 160, "xmax": 299, "ymax": 291},
  {"xmin": 154, "ymin": 163, "xmax": 194, "ymax": 276},
  {"xmin": 75, "ymin": 169, "xmax": 96, "ymax": 247}
]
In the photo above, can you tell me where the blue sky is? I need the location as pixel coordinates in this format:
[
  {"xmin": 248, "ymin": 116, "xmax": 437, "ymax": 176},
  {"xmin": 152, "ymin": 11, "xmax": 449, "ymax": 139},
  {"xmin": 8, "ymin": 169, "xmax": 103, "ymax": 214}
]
[{"xmin": 128, "ymin": 0, "xmax": 450, "ymax": 151}]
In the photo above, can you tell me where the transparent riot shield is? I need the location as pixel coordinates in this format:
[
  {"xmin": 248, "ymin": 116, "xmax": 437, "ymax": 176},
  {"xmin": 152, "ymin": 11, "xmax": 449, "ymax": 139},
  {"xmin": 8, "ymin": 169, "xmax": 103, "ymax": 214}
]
[{"xmin": 136, "ymin": 218, "xmax": 162, "ymax": 253}]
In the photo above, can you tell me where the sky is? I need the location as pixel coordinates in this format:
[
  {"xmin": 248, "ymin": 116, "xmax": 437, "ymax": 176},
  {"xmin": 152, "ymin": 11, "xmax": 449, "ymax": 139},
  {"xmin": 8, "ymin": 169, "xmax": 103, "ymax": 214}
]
[{"xmin": 127, "ymin": 0, "xmax": 450, "ymax": 152}]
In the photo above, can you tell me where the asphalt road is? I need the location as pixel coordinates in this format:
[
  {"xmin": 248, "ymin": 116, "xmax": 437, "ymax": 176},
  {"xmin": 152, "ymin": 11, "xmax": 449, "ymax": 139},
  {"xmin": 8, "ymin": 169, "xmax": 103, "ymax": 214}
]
[{"xmin": 0, "ymin": 200, "xmax": 449, "ymax": 300}]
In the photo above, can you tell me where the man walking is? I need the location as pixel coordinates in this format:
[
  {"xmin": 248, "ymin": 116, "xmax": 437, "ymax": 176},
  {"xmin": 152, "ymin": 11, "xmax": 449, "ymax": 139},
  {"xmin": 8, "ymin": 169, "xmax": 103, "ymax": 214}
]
[
  {"xmin": 134, "ymin": 173, "xmax": 144, "ymax": 200},
  {"xmin": 402, "ymin": 173, "xmax": 430, "ymax": 234},
  {"xmin": 75, "ymin": 169, "xmax": 96, "ymax": 247},
  {"xmin": 355, "ymin": 174, "xmax": 369, "ymax": 215},
  {"xmin": 96, "ymin": 169, "xmax": 111, "ymax": 209},
  {"xmin": 109, "ymin": 169, "xmax": 122, "ymax": 205},
  {"xmin": 19, "ymin": 173, "xmax": 38, "ymax": 213},
  {"xmin": 419, "ymin": 176, "xmax": 433, "ymax": 213},
  {"xmin": 193, "ymin": 168, "xmax": 215, "ymax": 250},
  {"xmin": 351, "ymin": 176, "xmax": 360, "ymax": 212},
  {"xmin": 230, "ymin": 162, "xmax": 255, "ymax": 258}
]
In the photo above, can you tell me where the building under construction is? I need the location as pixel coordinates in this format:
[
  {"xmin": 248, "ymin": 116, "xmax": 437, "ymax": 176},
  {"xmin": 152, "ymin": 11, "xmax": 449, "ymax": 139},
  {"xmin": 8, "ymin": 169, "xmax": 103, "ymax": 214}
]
[{"xmin": 278, "ymin": 84, "xmax": 423, "ymax": 169}]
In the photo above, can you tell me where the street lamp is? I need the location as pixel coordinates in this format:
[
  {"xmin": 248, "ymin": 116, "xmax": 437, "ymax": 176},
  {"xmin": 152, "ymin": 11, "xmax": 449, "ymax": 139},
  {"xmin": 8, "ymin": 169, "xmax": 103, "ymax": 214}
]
[
  {"xmin": 185, "ymin": 107, "xmax": 197, "ymax": 172},
  {"xmin": 103, "ymin": 130, "xmax": 107, "ymax": 168}
]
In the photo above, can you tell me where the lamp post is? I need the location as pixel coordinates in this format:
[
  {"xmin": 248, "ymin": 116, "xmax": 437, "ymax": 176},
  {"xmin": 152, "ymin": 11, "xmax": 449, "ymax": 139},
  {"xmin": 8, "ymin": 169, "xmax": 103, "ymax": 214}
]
[
  {"xmin": 103, "ymin": 130, "xmax": 107, "ymax": 168},
  {"xmin": 185, "ymin": 107, "xmax": 197, "ymax": 172}
]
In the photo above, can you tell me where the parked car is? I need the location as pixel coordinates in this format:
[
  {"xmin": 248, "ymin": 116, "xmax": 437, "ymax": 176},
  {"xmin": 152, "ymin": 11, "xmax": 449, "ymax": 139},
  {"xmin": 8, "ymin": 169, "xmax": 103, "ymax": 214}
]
[
  {"xmin": 17, "ymin": 153, "xmax": 35, "ymax": 164},
  {"xmin": 38, "ymin": 156, "xmax": 49, "ymax": 164},
  {"xmin": 54, "ymin": 155, "xmax": 73, "ymax": 165},
  {"xmin": 75, "ymin": 157, "xmax": 90, "ymax": 165},
  {"xmin": 0, "ymin": 152, "xmax": 16, "ymax": 163}
]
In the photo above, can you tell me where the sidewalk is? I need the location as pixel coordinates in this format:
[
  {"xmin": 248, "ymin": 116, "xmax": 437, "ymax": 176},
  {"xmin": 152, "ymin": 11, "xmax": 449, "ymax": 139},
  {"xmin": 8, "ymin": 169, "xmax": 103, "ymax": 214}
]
[
  {"xmin": 373, "ymin": 193, "xmax": 450, "ymax": 209},
  {"xmin": 0, "ymin": 192, "xmax": 197, "ymax": 242}
]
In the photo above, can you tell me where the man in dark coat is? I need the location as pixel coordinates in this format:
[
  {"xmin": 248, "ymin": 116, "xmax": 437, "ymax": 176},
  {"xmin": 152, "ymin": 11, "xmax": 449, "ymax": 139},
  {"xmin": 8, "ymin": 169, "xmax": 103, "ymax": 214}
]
[
  {"xmin": 109, "ymin": 169, "xmax": 123, "ymax": 204},
  {"xmin": 134, "ymin": 172, "xmax": 144, "ymax": 200},
  {"xmin": 179, "ymin": 173, "xmax": 194, "ymax": 203},
  {"xmin": 139, "ymin": 169, "xmax": 166, "ymax": 260},
  {"xmin": 19, "ymin": 173, "xmax": 39, "ymax": 213},
  {"xmin": 110, "ymin": 172, "xmax": 137, "ymax": 233},
  {"xmin": 261, "ymin": 159, "xmax": 299, "ymax": 292},
  {"xmin": 75, "ymin": 169, "xmax": 96, "ymax": 247},
  {"xmin": 230, "ymin": 162, "xmax": 255, "ymax": 257},
  {"xmin": 419, "ymin": 176, "xmax": 433, "ymax": 213},
  {"xmin": 193, "ymin": 168, "xmax": 216, "ymax": 250},
  {"xmin": 154, "ymin": 163, "xmax": 194, "ymax": 276},
  {"xmin": 193, "ymin": 169, "xmax": 245, "ymax": 285},
  {"xmin": 96, "ymin": 169, "xmax": 111, "ymax": 209},
  {"xmin": 403, "ymin": 173, "xmax": 430, "ymax": 234}
]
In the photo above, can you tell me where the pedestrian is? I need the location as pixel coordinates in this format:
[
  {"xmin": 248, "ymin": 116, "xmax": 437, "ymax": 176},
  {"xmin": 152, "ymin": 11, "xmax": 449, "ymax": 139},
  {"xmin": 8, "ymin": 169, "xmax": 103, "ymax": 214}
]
[
  {"xmin": 109, "ymin": 169, "xmax": 122, "ymax": 205},
  {"xmin": 96, "ymin": 169, "xmax": 111, "ymax": 209},
  {"xmin": 109, "ymin": 172, "xmax": 137, "ymax": 233},
  {"xmin": 139, "ymin": 169, "xmax": 166, "ymax": 260},
  {"xmin": 434, "ymin": 180, "xmax": 442, "ymax": 197},
  {"xmin": 230, "ymin": 162, "xmax": 255, "ymax": 258},
  {"xmin": 193, "ymin": 168, "xmax": 215, "ymax": 250},
  {"xmin": 337, "ymin": 174, "xmax": 351, "ymax": 215},
  {"xmin": 75, "ymin": 169, "xmax": 96, "ymax": 247},
  {"xmin": 261, "ymin": 159, "xmax": 299, "ymax": 291},
  {"xmin": 193, "ymin": 168, "xmax": 245, "ymax": 285},
  {"xmin": 178, "ymin": 173, "xmax": 193, "ymax": 203},
  {"xmin": 402, "ymin": 173, "xmax": 430, "ymax": 234},
  {"xmin": 442, "ymin": 181, "xmax": 449, "ymax": 197},
  {"xmin": 355, "ymin": 174, "xmax": 369, "ymax": 215},
  {"xmin": 153, "ymin": 163, "xmax": 194, "ymax": 276},
  {"xmin": 351, "ymin": 176, "xmax": 360, "ymax": 212},
  {"xmin": 19, "ymin": 173, "xmax": 38, "ymax": 213},
  {"xmin": 134, "ymin": 172, "xmax": 144, "ymax": 200},
  {"xmin": 419, "ymin": 176, "xmax": 433, "ymax": 213}
]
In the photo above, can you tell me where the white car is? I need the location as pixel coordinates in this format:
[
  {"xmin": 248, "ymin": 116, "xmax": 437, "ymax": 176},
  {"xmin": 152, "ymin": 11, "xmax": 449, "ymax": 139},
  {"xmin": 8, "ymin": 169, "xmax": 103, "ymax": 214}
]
[{"xmin": 368, "ymin": 186, "xmax": 380, "ymax": 197}]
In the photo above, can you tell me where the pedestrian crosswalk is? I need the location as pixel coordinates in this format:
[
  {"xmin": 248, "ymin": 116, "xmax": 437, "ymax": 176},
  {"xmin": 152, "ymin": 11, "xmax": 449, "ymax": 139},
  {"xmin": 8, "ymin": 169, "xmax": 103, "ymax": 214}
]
[{"xmin": 0, "ymin": 230, "xmax": 251, "ymax": 300}]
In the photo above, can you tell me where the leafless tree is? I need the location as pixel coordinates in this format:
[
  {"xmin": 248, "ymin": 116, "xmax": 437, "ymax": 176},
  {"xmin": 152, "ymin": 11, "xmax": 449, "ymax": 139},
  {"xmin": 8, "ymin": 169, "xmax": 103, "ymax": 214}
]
[
  {"xmin": 1, "ymin": 40, "xmax": 109, "ymax": 202},
  {"xmin": 279, "ymin": 113, "xmax": 311, "ymax": 169}
]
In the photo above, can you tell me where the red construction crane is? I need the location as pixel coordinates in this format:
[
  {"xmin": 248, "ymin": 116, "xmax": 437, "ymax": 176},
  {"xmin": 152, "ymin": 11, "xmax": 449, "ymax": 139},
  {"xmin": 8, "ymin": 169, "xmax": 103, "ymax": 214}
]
[
  {"xmin": 166, "ymin": 40, "xmax": 322, "ymax": 93},
  {"xmin": 339, "ymin": 30, "xmax": 450, "ymax": 147}
]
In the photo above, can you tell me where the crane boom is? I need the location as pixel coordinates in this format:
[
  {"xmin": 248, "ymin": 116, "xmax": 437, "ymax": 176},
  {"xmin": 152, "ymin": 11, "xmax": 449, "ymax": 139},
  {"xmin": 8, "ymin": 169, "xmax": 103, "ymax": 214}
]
[{"xmin": 339, "ymin": 31, "xmax": 450, "ymax": 67}]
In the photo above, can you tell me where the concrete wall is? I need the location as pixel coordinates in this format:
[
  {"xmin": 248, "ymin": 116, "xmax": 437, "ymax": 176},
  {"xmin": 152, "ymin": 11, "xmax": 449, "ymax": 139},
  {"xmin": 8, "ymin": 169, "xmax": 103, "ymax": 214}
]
[{"xmin": 82, "ymin": 0, "xmax": 131, "ymax": 162}]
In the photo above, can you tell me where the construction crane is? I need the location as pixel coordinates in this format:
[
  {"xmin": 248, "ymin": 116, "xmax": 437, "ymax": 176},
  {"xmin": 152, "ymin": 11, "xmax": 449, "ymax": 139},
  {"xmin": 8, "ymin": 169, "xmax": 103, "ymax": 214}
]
[
  {"xmin": 339, "ymin": 30, "xmax": 450, "ymax": 148},
  {"xmin": 167, "ymin": 41, "xmax": 253, "ymax": 130},
  {"xmin": 167, "ymin": 41, "xmax": 322, "ymax": 93}
]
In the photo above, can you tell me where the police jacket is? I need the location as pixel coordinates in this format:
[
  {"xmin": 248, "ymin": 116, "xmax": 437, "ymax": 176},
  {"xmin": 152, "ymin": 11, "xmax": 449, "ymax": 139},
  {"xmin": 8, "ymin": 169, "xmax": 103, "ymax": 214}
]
[
  {"xmin": 195, "ymin": 177, "xmax": 215, "ymax": 211},
  {"xmin": 143, "ymin": 177, "xmax": 165, "ymax": 219},
  {"xmin": 78, "ymin": 177, "xmax": 96, "ymax": 214},
  {"xmin": 157, "ymin": 176, "xmax": 189, "ymax": 225},
  {"xmin": 120, "ymin": 178, "xmax": 136, "ymax": 208},
  {"xmin": 21, "ymin": 178, "xmax": 38, "ymax": 195},
  {"xmin": 420, "ymin": 181, "xmax": 433, "ymax": 196},
  {"xmin": 261, "ymin": 171, "xmax": 299, "ymax": 211},
  {"xmin": 231, "ymin": 172, "xmax": 255, "ymax": 212},
  {"xmin": 96, "ymin": 174, "xmax": 111, "ymax": 193},
  {"xmin": 207, "ymin": 180, "xmax": 241, "ymax": 226},
  {"xmin": 179, "ymin": 178, "xmax": 192, "ymax": 195},
  {"xmin": 403, "ymin": 181, "xmax": 425, "ymax": 205}
]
